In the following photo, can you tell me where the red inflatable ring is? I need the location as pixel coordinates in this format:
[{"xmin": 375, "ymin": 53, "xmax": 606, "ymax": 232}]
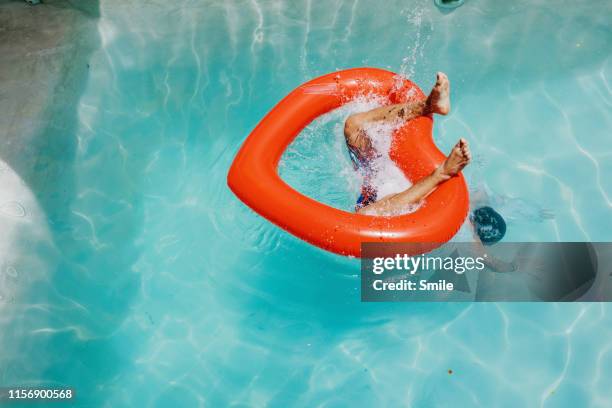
[{"xmin": 228, "ymin": 68, "xmax": 469, "ymax": 257}]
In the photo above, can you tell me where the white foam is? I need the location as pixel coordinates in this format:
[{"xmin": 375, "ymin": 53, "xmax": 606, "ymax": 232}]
[
  {"xmin": 334, "ymin": 96, "xmax": 417, "ymax": 204},
  {"xmin": 280, "ymin": 93, "xmax": 421, "ymax": 214},
  {"xmin": 360, "ymin": 119, "xmax": 412, "ymax": 200}
]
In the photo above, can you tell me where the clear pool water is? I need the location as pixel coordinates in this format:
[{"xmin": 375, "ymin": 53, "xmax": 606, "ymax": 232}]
[{"xmin": 1, "ymin": 0, "xmax": 612, "ymax": 406}]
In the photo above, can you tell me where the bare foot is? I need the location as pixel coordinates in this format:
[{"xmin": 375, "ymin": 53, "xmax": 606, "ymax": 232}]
[
  {"xmin": 437, "ymin": 138, "xmax": 471, "ymax": 180},
  {"xmin": 426, "ymin": 72, "xmax": 450, "ymax": 115}
]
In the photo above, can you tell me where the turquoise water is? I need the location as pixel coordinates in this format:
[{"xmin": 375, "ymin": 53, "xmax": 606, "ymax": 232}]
[{"xmin": 1, "ymin": 0, "xmax": 612, "ymax": 406}]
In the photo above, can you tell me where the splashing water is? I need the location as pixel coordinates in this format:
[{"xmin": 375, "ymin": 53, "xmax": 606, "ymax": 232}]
[
  {"xmin": 280, "ymin": 95, "xmax": 416, "ymax": 214},
  {"xmin": 396, "ymin": 3, "xmax": 433, "ymax": 88},
  {"xmin": 282, "ymin": 3, "xmax": 434, "ymax": 214},
  {"xmin": 386, "ymin": 3, "xmax": 434, "ymax": 100},
  {"xmin": 360, "ymin": 120, "xmax": 412, "ymax": 197}
]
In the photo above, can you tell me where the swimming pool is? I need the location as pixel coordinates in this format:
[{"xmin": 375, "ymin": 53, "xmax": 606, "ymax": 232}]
[{"xmin": 1, "ymin": 0, "xmax": 611, "ymax": 406}]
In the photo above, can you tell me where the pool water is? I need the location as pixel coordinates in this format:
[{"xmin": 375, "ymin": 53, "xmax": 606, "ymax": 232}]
[{"xmin": 1, "ymin": 0, "xmax": 612, "ymax": 406}]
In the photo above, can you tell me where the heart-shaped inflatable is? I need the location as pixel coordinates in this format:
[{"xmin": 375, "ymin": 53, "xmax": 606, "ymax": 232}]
[{"xmin": 228, "ymin": 68, "xmax": 469, "ymax": 257}]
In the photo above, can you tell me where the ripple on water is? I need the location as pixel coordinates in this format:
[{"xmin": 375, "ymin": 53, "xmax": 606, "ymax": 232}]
[
  {"xmin": 0, "ymin": 201, "xmax": 26, "ymax": 218},
  {"xmin": 5, "ymin": 266, "xmax": 18, "ymax": 279},
  {"xmin": 212, "ymin": 203, "xmax": 282, "ymax": 254}
]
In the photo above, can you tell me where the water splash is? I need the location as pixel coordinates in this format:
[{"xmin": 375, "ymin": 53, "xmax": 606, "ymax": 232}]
[
  {"xmin": 359, "ymin": 120, "xmax": 413, "ymax": 202},
  {"xmin": 279, "ymin": 99, "xmax": 374, "ymax": 210},
  {"xmin": 280, "ymin": 95, "xmax": 417, "ymax": 213},
  {"xmin": 397, "ymin": 3, "xmax": 433, "ymax": 85}
]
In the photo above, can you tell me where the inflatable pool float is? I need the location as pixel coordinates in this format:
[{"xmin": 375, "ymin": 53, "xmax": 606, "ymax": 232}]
[{"xmin": 227, "ymin": 68, "xmax": 469, "ymax": 257}]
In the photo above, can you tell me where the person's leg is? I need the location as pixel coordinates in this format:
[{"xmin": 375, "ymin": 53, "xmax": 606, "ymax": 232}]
[
  {"xmin": 344, "ymin": 72, "xmax": 450, "ymax": 155},
  {"xmin": 357, "ymin": 139, "xmax": 471, "ymax": 215}
]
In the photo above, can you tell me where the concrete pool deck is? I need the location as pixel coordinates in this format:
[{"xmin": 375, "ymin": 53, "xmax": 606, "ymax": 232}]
[
  {"xmin": 0, "ymin": 0, "xmax": 99, "ymax": 308},
  {"xmin": 0, "ymin": 0, "xmax": 98, "ymax": 153}
]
